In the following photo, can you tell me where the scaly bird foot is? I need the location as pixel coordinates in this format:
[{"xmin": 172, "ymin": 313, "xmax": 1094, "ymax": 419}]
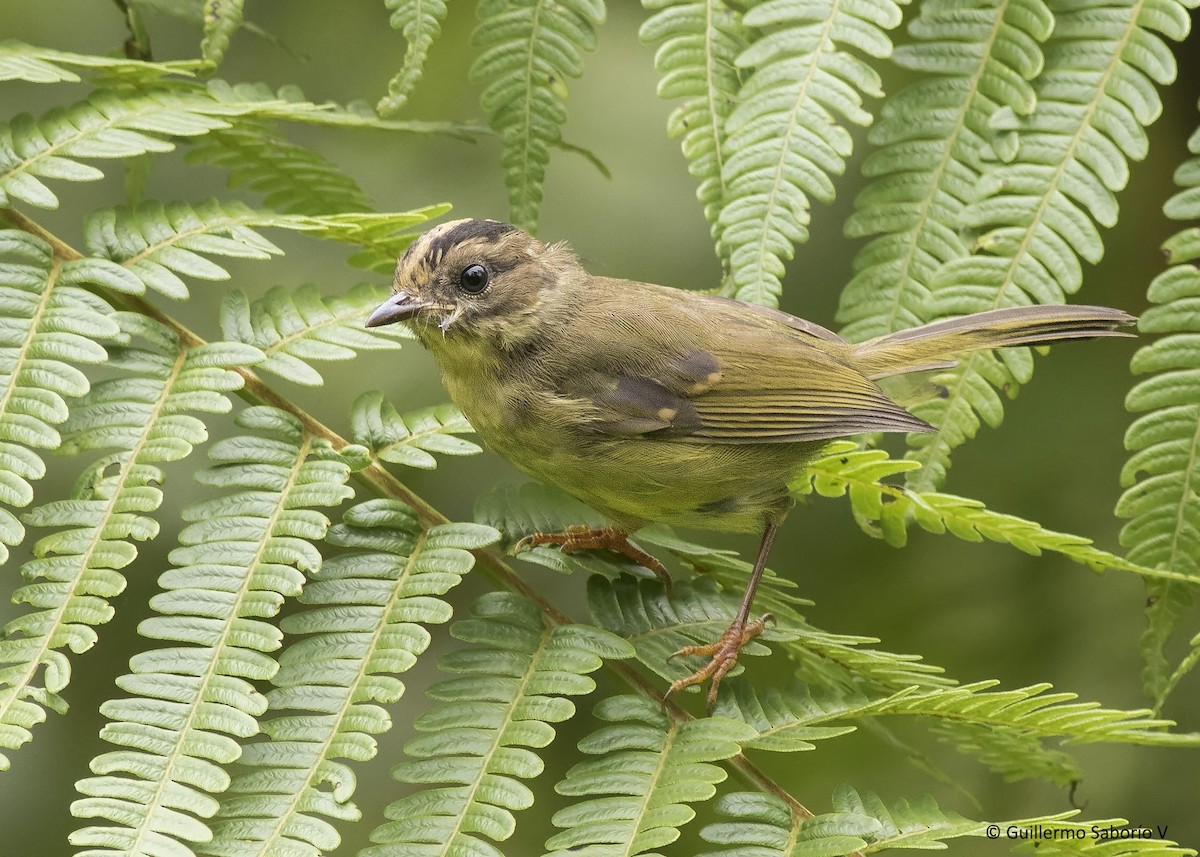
[
  {"xmin": 512, "ymin": 525, "xmax": 671, "ymax": 587},
  {"xmin": 664, "ymin": 613, "xmax": 774, "ymax": 712}
]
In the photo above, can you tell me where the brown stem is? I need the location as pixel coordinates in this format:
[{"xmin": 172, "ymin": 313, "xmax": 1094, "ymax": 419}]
[{"xmin": 1, "ymin": 205, "xmax": 814, "ymax": 820}]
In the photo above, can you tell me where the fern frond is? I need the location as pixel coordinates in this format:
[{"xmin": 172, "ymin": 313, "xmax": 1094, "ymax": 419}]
[
  {"xmin": 1118, "ymin": 111, "xmax": 1200, "ymax": 708},
  {"xmin": 300, "ymin": 207, "xmax": 452, "ymax": 272},
  {"xmin": 795, "ymin": 443, "xmax": 1193, "ymax": 583},
  {"xmin": 350, "ymin": 390, "xmax": 481, "ymax": 470},
  {"xmin": 0, "ymin": 314, "xmax": 256, "ymax": 770},
  {"xmin": 717, "ymin": 0, "xmax": 907, "ymax": 306},
  {"xmin": 469, "ymin": 0, "xmax": 606, "ymax": 231},
  {"xmin": 0, "ymin": 40, "xmax": 186, "ymax": 84},
  {"xmin": 81, "ymin": 200, "xmax": 299, "ymax": 300},
  {"xmin": 703, "ymin": 788, "xmax": 1195, "ymax": 856},
  {"xmin": 639, "ymin": 0, "xmax": 748, "ymax": 238},
  {"xmin": 698, "ymin": 787, "xmax": 984, "ymax": 856},
  {"xmin": 0, "ymin": 230, "xmax": 118, "ymax": 563},
  {"xmin": 200, "ymin": 0, "xmax": 246, "ymax": 67},
  {"xmin": 903, "ymin": 0, "xmax": 1195, "ymax": 490},
  {"xmin": 366, "ymin": 592, "xmax": 631, "ymax": 857},
  {"xmin": 586, "ymin": 575, "xmax": 950, "ymax": 698},
  {"xmin": 186, "ymin": 124, "xmax": 374, "ymax": 216},
  {"xmin": 378, "ymin": 0, "xmax": 449, "ymax": 116},
  {"xmin": 716, "ymin": 678, "xmax": 1190, "ymax": 786},
  {"xmin": 545, "ymin": 694, "xmax": 755, "ymax": 856},
  {"xmin": 70, "ymin": 406, "xmax": 353, "ymax": 857},
  {"xmin": 202, "ymin": 501, "xmax": 498, "ymax": 857},
  {"xmin": 838, "ymin": 0, "xmax": 1054, "ymax": 341},
  {"xmin": 220, "ymin": 282, "xmax": 412, "ymax": 386},
  {"xmin": 0, "ymin": 83, "xmax": 466, "ymax": 211}
]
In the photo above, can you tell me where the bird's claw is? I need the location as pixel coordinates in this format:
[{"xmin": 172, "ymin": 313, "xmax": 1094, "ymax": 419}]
[
  {"xmin": 663, "ymin": 613, "xmax": 773, "ymax": 712},
  {"xmin": 512, "ymin": 526, "xmax": 672, "ymax": 587}
]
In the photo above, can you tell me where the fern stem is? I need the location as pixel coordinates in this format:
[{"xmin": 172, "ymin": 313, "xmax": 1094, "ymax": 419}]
[{"xmin": 1, "ymin": 204, "xmax": 814, "ymax": 822}]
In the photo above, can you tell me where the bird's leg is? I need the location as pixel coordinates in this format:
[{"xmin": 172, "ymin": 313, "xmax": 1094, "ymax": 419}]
[
  {"xmin": 664, "ymin": 520, "xmax": 780, "ymax": 712},
  {"xmin": 514, "ymin": 525, "xmax": 671, "ymax": 585}
]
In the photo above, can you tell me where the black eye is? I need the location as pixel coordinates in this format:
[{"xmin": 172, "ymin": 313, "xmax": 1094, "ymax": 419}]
[{"xmin": 459, "ymin": 263, "xmax": 489, "ymax": 294}]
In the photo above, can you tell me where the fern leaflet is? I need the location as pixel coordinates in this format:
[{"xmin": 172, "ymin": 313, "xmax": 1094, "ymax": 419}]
[
  {"xmin": 904, "ymin": 0, "xmax": 1196, "ymax": 490},
  {"xmin": 795, "ymin": 443, "xmax": 1193, "ymax": 583},
  {"xmin": 378, "ymin": 0, "xmax": 449, "ymax": 116},
  {"xmin": 351, "ymin": 390, "xmax": 481, "ymax": 470},
  {"xmin": 202, "ymin": 501, "xmax": 498, "ymax": 857},
  {"xmin": 0, "ymin": 313, "xmax": 256, "ymax": 770},
  {"xmin": 838, "ymin": 0, "xmax": 1054, "ymax": 341},
  {"xmin": 470, "ymin": 0, "xmax": 606, "ymax": 231},
  {"xmin": 0, "ymin": 40, "xmax": 185, "ymax": 84},
  {"xmin": 640, "ymin": 0, "xmax": 747, "ymax": 240},
  {"xmin": 1117, "ymin": 110, "xmax": 1200, "ymax": 708},
  {"xmin": 545, "ymin": 694, "xmax": 755, "ymax": 856},
  {"xmin": 717, "ymin": 0, "xmax": 907, "ymax": 306},
  {"xmin": 220, "ymin": 282, "xmax": 413, "ymax": 386},
  {"xmin": 366, "ymin": 592, "xmax": 630, "ymax": 857},
  {"xmin": 200, "ymin": 0, "xmax": 245, "ymax": 67},
  {"xmin": 70, "ymin": 406, "xmax": 353, "ymax": 857},
  {"xmin": 0, "ymin": 230, "xmax": 117, "ymax": 563}
]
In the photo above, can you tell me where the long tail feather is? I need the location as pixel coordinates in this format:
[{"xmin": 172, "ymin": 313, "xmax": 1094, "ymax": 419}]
[{"xmin": 852, "ymin": 305, "xmax": 1136, "ymax": 380}]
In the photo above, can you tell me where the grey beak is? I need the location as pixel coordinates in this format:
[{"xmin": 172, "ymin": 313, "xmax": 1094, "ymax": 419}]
[{"xmin": 366, "ymin": 292, "xmax": 424, "ymax": 327}]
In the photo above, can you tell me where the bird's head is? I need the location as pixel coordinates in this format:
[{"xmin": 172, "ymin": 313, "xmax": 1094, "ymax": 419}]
[{"xmin": 366, "ymin": 218, "xmax": 577, "ymax": 350}]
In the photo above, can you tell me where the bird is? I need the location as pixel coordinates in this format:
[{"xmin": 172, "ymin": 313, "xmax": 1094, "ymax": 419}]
[{"xmin": 365, "ymin": 217, "xmax": 1135, "ymax": 710}]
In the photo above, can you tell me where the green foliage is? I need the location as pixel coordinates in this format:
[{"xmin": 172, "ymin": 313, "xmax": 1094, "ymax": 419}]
[
  {"xmin": 220, "ymin": 282, "xmax": 412, "ymax": 386},
  {"xmin": 1, "ymin": 5, "xmax": 1198, "ymax": 857},
  {"xmin": 378, "ymin": 0, "xmax": 449, "ymax": 116},
  {"xmin": 71, "ymin": 407, "xmax": 352, "ymax": 857},
  {"xmin": 795, "ymin": 442, "xmax": 1193, "ymax": 583},
  {"xmin": 203, "ymin": 501, "xmax": 498, "ymax": 857},
  {"xmin": 718, "ymin": 0, "xmax": 908, "ymax": 306},
  {"xmin": 901, "ymin": 0, "xmax": 1198, "ymax": 491},
  {"xmin": 351, "ymin": 391, "xmax": 482, "ymax": 470},
  {"xmin": 469, "ymin": 0, "xmax": 606, "ymax": 231},
  {"xmin": 837, "ymin": 0, "xmax": 1053, "ymax": 341},
  {"xmin": 368, "ymin": 592, "xmax": 630, "ymax": 857},
  {"xmin": 546, "ymin": 695, "xmax": 755, "ymax": 856},
  {"xmin": 0, "ymin": 230, "xmax": 118, "ymax": 563},
  {"xmin": 1118, "ymin": 110, "xmax": 1200, "ymax": 710},
  {"xmin": 639, "ymin": 0, "xmax": 747, "ymax": 240}
]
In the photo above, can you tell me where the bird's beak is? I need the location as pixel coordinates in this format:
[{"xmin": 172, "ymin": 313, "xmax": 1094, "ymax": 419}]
[{"xmin": 366, "ymin": 292, "xmax": 426, "ymax": 327}]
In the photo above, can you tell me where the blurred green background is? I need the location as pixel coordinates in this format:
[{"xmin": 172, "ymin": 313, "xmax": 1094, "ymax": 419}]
[{"xmin": 2, "ymin": 2, "xmax": 1199, "ymax": 854}]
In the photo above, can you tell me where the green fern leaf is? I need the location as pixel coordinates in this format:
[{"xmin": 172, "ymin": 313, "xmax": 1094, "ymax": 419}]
[
  {"xmin": 469, "ymin": 0, "xmax": 606, "ymax": 230},
  {"xmin": 545, "ymin": 694, "xmax": 754, "ymax": 855},
  {"xmin": 201, "ymin": 500, "xmax": 497, "ymax": 857},
  {"xmin": 365, "ymin": 592, "xmax": 630, "ymax": 857},
  {"xmin": 838, "ymin": 0, "xmax": 1054, "ymax": 341},
  {"xmin": 1117, "ymin": 110, "xmax": 1200, "ymax": 708},
  {"xmin": 351, "ymin": 390, "xmax": 481, "ymax": 469},
  {"xmin": 794, "ymin": 443, "xmax": 1192, "ymax": 584},
  {"xmin": 640, "ymin": 0, "xmax": 748, "ymax": 238},
  {"xmin": 587, "ymin": 574, "xmax": 949, "ymax": 699},
  {"xmin": 220, "ymin": 282, "xmax": 413, "ymax": 386},
  {"xmin": 82, "ymin": 200, "xmax": 296, "ymax": 300},
  {"xmin": 70, "ymin": 406, "xmax": 353, "ymax": 857},
  {"xmin": 0, "ymin": 230, "xmax": 119, "ymax": 563},
  {"xmin": 698, "ymin": 787, "xmax": 982, "ymax": 856},
  {"xmin": 702, "ymin": 788, "xmax": 1195, "ymax": 856},
  {"xmin": 186, "ymin": 123, "xmax": 374, "ymax": 215},
  {"xmin": 903, "ymin": 0, "xmax": 1196, "ymax": 490},
  {"xmin": 718, "ymin": 0, "xmax": 907, "ymax": 306},
  {"xmin": 378, "ymin": 0, "xmax": 449, "ymax": 115},
  {"xmin": 200, "ymin": 0, "xmax": 245, "ymax": 66},
  {"xmin": 0, "ymin": 82, "xmax": 466, "ymax": 211},
  {"xmin": 0, "ymin": 40, "xmax": 187, "ymax": 84},
  {"xmin": 0, "ymin": 314, "xmax": 256, "ymax": 770}
]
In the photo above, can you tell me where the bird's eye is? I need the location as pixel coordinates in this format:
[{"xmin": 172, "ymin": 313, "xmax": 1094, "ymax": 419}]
[{"xmin": 459, "ymin": 263, "xmax": 489, "ymax": 294}]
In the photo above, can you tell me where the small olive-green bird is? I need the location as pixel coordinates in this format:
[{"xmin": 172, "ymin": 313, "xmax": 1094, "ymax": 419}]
[{"xmin": 366, "ymin": 218, "xmax": 1134, "ymax": 709}]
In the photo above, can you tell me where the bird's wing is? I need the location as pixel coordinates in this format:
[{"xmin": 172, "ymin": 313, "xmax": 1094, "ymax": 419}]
[{"xmin": 557, "ymin": 286, "xmax": 932, "ymax": 444}]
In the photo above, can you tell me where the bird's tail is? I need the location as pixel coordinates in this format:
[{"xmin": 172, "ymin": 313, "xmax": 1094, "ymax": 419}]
[{"xmin": 851, "ymin": 305, "xmax": 1136, "ymax": 380}]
